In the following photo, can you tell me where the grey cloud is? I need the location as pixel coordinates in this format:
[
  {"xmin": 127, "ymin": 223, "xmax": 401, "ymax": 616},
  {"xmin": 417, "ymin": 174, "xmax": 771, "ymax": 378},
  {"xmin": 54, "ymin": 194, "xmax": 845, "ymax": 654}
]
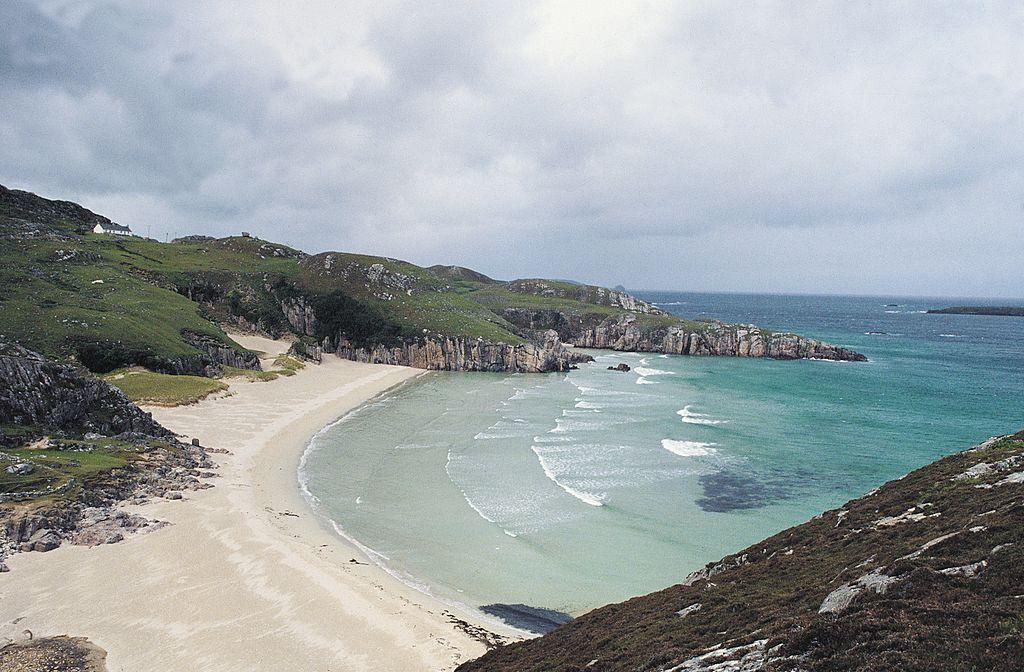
[{"xmin": 0, "ymin": 0, "xmax": 1022, "ymax": 297}]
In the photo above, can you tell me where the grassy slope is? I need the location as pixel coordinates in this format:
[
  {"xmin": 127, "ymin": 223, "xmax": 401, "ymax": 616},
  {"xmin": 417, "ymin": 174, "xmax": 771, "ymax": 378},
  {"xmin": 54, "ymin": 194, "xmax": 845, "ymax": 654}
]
[
  {"xmin": 102, "ymin": 369, "xmax": 228, "ymax": 406},
  {"xmin": 0, "ymin": 185, "xmax": 789, "ymax": 376},
  {"xmin": 298, "ymin": 252, "xmax": 524, "ymax": 342},
  {"xmin": 459, "ymin": 431, "xmax": 1024, "ymax": 672}
]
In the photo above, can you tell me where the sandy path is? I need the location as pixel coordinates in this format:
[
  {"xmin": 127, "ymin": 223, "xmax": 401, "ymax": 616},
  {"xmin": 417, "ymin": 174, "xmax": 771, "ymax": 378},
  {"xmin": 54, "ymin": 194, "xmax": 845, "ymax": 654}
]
[{"xmin": 0, "ymin": 348, "xmax": 494, "ymax": 671}]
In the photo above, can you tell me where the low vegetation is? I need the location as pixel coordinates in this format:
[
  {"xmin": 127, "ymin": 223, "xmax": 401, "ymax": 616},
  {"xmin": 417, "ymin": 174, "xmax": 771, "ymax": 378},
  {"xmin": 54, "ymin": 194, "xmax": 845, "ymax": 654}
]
[
  {"xmin": 102, "ymin": 369, "xmax": 227, "ymax": 406},
  {"xmin": 0, "ymin": 430, "xmax": 194, "ymax": 506},
  {"xmin": 1, "ymin": 183, "xmax": 862, "ymax": 379}
]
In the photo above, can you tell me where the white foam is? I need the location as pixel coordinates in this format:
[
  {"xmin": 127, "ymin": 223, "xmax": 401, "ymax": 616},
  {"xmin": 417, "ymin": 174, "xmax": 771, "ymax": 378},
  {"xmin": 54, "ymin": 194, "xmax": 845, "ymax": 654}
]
[
  {"xmin": 634, "ymin": 367, "xmax": 673, "ymax": 377},
  {"xmin": 445, "ymin": 448, "xmax": 519, "ymax": 537},
  {"xmin": 575, "ymin": 400, "xmax": 603, "ymax": 409},
  {"xmin": 636, "ymin": 377, "xmax": 657, "ymax": 385},
  {"xmin": 533, "ymin": 434, "xmax": 576, "ymax": 443},
  {"xmin": 661, "ymin": 439, "xmax": 717, "ymax": 457},
  {"xmin": 531, "ymin": 446, "xmax": 606, "ymax": 507},
  {"xmin": 940, "ymin": 333, "xmax": 964, "ymax": 338},
  {"xmin": 677, "ymin": 405, "xmax": 726, "ymax": 426}
]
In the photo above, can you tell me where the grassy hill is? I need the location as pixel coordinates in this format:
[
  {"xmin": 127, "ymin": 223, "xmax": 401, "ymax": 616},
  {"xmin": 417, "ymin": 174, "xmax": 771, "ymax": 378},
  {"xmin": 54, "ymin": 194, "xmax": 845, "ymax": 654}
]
[
  {"xmin": 459, "ymin": 431, "xmax": 1024, "ymax": 672},
  {"xmin": 0, "ymin": 184, "xmax": 864, "ymax": 375}
]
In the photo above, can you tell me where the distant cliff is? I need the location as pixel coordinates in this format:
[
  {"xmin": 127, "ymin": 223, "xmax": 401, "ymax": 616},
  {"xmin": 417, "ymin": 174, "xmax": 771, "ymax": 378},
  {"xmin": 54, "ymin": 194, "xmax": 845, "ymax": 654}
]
[{"xmin": 458, "ymin": 431, "xmax": 1024, "ymax": 672}]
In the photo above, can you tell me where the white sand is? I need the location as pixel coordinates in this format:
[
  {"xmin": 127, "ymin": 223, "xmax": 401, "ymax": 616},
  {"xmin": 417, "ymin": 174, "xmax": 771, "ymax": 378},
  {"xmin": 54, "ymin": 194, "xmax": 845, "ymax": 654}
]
[{"xmin": 0, "ymin": 338, "xmax": 501, "ymax": 671}]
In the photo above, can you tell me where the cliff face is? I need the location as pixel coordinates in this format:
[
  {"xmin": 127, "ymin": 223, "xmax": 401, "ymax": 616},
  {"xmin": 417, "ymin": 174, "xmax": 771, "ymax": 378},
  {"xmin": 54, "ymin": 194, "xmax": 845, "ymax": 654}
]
[
  {"xmin": 0, "ymin": 341, "xmax": 171, "ymax": 439},
  {"xmin": 331, "ymin": 331, "xmax": 588, "ymax": 373},
  {"xmin": 507, "ymin": 313, "xmax": 868, "ymax": 362},
  {"xmin": 280, "ymin": 295, "xmax": 590, "ymax": 373},
  {"xmin": 179, "ymin": 331, "xmax": 261, "ymax": 375},
  {"xmin": 458, "ymin": 431, "xmax": 1024, "ymax": 672}
]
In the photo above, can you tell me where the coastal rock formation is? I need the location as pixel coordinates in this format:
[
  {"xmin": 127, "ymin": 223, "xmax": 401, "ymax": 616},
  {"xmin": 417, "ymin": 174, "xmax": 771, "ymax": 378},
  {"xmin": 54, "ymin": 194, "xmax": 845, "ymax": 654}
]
[
  {"xmin": 332, "ymin": 331, "xmax": 588, "ymax": 373},
  {"xmin": 281, "ymin": 292, "xmax": 590, "ymax": 372},
  {"xmin": 0, "ymin": 342, "xmax": 171, "ymax": 439},
  {"xmin": 0, "ymin": 344, "xmax": 212, "ymax": 568},
  {"xmin": 458, "ymin": 430, "xmax": 1024, "ymax": 671},
  {"xmin": 0, "ymin": 635, "xmax": 108, "ymax": 671},
  {"xmin": 180, "ymin": 331, "xmax": 261, "ymax": 375},
  {"xmin": 573, "ymin": 314, "xmax": 867, "ymax": 362}
]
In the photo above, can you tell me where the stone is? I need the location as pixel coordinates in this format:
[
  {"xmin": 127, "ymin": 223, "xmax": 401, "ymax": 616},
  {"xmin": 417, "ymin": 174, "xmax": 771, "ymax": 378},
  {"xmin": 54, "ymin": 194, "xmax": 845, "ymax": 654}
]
[
  {"xmin": 607, "ymin": 363, "xmax": 631, "ymax": 372},
  {"xmin": 5, "ymin": 463, "xmax": 34, "ymax": 475},
  {"xmin": 21, "ymin": 529, "xmax": 61, "ymax": 553}
]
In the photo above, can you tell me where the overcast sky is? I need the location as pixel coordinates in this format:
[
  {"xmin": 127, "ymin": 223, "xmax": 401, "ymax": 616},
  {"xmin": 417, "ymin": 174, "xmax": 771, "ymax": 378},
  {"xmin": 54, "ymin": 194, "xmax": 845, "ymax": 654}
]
[{"xmin": 2, "ymin": 1, "xmax": 1022, "ymax": 297}]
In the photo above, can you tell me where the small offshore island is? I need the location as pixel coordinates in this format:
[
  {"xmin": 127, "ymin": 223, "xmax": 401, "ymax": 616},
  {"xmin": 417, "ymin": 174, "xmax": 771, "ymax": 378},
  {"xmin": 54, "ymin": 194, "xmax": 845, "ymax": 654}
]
[
  {"xmin": 928, "ymin": 306, "xmax": 1024, "ymax": 317},
  {"xmin": 1, "ymin": 185, "xmax": 1021, "ymax": 672}
]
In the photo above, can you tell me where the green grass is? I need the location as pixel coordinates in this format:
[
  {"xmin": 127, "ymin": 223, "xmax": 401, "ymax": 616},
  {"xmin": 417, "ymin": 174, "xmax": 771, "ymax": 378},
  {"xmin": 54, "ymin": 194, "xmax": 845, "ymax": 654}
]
[
  {"xmin": 0, "ymin": 434, "xmax": 156, "ymax": 498},
  {"xmin": 272, "ymin": 354, "xmax": 305, "ymax": 374},
  {"xmin": 103, "ymin": 368, "xmax": 228, "ymax": 406},
  {"xmin": 220, "ymin": 366, "xmax": 280, "ymax": 382}
]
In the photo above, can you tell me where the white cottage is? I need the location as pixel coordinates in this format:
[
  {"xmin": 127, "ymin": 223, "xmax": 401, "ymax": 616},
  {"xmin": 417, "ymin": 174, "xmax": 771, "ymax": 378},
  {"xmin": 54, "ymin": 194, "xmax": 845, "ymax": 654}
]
[{"xmin": 92, "ymin": 221, "xmax": 132, "ymax": 235}]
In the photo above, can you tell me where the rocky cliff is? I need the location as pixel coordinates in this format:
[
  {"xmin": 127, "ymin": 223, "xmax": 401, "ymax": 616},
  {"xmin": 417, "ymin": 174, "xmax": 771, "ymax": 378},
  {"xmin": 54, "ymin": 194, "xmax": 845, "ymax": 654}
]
[
  {"xmin": 332, "ymin": 330, "xmax": 589, "ymax": 373},
  {"xmin": 2, "ymin": 184, "xmax": 866, "ymax": 375},
  {"xmin": 279, "ymin": 293, "xmax": 589, "ymax": 372},
  {"xmin": 458, "ymin": 431, "xmax": 1024, "ymax": 672},
  {"xmin": 575, "ymin": 315, "xmax": 867, "ymax": 361},
  {"xmin": 0, "ymin": 341, "xmax": 171, "ymax": 440}
]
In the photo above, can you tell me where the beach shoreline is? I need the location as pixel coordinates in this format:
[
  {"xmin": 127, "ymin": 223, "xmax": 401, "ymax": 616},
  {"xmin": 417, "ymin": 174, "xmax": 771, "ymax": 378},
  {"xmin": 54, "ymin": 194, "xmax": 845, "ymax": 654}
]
[{"xmin": 0, "ymin": 335, "xmax": 512, "ymax": 671}]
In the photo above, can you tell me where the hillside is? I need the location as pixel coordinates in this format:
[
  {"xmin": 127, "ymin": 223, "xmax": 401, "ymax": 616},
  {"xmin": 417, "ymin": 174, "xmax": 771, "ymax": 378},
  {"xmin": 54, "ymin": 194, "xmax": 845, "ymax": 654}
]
[
  {"xmin": 0, "ymin": 185, "xmax": 864, "ymax": 375},
  {"xmin": 458, "ymin": 431, "xmax": 1024, "ymax": 672}
]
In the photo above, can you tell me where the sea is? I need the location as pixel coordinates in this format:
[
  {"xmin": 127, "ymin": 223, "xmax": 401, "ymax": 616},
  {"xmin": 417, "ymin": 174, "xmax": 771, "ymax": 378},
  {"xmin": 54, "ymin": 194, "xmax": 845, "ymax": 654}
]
[{"xmin": 299, "ymin": 292, "xmax": 1024, "ymax": 629}]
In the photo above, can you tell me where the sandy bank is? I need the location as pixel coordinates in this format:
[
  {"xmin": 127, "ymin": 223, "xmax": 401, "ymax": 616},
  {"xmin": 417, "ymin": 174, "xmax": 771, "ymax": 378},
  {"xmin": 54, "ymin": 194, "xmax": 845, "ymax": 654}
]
[{"xmin": 0, "ymin": 341, "xmax": 499, "ymax": 671}]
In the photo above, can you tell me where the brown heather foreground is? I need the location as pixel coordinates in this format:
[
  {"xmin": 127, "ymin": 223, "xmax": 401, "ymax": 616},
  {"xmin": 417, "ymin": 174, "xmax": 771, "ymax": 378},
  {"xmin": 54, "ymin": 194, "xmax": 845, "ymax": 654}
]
[{"xmin": 459, "ymin": 431, "xmax": 1024, "ymax": 672}]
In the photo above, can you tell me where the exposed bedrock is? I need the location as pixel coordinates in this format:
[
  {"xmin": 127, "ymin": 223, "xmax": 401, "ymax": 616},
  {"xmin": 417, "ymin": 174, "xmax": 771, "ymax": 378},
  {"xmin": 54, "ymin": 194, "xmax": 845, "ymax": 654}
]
[
  {"xmin": 569, "ymin": 314, "xmax": 865, "ymax": 362},
  {"xmin": 331, "ymin": 331, "xmax": 589, "ymax": 373},
  {"xmin": 0, "ymin": 341, "xmax": 172, "ymax": 438}
]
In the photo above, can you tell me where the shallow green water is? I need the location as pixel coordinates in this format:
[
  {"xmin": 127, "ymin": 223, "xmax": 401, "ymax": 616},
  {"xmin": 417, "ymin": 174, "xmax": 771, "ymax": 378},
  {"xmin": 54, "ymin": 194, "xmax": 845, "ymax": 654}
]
[{"xmin": 300, "ymin": 293, "xmax": 1024, "ymax": 623}]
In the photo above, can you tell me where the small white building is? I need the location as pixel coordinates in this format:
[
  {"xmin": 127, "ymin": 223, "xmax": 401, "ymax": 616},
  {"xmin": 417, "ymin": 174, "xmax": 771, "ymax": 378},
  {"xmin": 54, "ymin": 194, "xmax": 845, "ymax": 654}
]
[{"xmin": 92, "ymin": 221, "xmax": 132, "ymax": 235}]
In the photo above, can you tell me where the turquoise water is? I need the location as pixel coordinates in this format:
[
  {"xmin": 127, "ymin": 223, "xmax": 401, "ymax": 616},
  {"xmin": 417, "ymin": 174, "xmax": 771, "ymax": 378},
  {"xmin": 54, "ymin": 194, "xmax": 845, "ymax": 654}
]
[{"xmin": 300, "ymin": 293, "xmax": 1024, "ymax": 622}]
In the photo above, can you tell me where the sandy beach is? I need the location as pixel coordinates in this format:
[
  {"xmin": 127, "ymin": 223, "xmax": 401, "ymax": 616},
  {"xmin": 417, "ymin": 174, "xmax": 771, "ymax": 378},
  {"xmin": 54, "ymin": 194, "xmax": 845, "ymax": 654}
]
[{"xmin": 0, "ymin": 335, "xmax": 502, "ymax": 671}]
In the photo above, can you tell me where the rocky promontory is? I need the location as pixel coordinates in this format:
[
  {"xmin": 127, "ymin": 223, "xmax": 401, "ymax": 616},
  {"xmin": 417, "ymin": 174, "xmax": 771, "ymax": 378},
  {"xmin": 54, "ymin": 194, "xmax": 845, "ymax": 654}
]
[{"xmin": 574, "ymin": 314, "xmax": 867, "ymax": 361}]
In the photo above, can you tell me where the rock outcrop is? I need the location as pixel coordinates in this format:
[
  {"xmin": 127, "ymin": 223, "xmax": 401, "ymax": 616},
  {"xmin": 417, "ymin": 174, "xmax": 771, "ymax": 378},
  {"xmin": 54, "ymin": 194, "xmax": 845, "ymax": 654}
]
[
  {"xmin": 180, "ymin": 331, "xmax": 261, "ymax": 375},
  {"xmin": 0, "ymin": 343, "xmax": 212, "ymax": 568},
  {"xmin": 506, "ymin": 279, "xmax": 663, "ymax": 314},
  {"xmin": 332, "ymin": 330, "xmax": 588, "ymax": 373},
  {"xmin": 573, "ymin": 314, "xmax": 867, "ymax": 362},
  {"xmin": 0, "ymin": 342, "xmax": 171, "ymax": 439}
]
